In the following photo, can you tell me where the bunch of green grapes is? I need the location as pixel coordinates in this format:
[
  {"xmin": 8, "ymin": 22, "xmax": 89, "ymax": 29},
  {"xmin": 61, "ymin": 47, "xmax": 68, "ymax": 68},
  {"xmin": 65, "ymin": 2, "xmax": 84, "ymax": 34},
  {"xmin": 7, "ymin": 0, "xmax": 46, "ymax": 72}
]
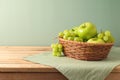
[
  {"xmin": 51, "ymin": 43, "xmax": 63, "ymax": 57},
  {"xmin": 97, "ymin": 30, "xmax": 114, "ymax": 43},
  {"xmin": 58, "ymin": 29, "xmax": 83, "ymax": 42}
]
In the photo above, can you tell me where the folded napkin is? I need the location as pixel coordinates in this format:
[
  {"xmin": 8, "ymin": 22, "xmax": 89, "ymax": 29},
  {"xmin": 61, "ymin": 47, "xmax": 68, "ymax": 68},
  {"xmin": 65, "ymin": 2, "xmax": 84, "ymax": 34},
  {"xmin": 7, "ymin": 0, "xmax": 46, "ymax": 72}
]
[{"xmin": 24, "ymin": 47, "xmax": 120, "ymax": 80}]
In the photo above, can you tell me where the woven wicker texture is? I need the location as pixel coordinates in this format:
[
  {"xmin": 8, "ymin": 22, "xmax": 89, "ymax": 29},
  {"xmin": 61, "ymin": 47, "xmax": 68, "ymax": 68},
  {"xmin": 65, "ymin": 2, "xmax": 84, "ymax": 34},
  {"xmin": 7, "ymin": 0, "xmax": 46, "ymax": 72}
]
[{"xmin": 59, "ymin": 38, "xmax": 113, "ymax": 61}]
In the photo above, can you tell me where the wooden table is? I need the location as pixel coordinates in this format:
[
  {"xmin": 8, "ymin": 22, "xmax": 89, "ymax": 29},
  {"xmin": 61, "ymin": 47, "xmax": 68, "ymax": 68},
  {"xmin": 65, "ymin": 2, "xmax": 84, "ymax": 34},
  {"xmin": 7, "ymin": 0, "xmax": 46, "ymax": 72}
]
[{"xmin": 0, "ymin": 46, "xmax": 120, "ymax": 80}]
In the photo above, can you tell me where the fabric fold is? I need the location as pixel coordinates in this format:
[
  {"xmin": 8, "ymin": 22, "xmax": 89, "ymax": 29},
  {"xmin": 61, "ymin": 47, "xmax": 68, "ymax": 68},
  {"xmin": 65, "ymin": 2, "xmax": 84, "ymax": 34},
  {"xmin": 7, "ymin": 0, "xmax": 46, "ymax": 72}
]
[{"xmin": 24, "ymin": 47, "xmax": 120, "ymax": 80}]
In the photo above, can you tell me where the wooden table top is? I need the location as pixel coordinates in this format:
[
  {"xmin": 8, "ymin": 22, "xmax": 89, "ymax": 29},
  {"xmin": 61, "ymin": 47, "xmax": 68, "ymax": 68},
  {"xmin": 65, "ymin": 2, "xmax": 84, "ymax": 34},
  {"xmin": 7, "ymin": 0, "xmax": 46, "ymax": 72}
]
[{"xmin": 0, "ymin": 46, "xmax": 120, "ymax": 73}]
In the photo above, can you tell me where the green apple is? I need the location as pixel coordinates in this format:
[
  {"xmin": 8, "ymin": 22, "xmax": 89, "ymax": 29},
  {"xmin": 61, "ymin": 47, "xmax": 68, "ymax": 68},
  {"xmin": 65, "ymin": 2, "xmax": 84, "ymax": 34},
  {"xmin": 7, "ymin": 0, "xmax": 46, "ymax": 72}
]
[
  {"xmin": 75, "ymin": 22, "xmax": 97, "ymax": 40},
  {"xmin": 87, "ymin": 38, "xmax": 105, "ymax": 44}
]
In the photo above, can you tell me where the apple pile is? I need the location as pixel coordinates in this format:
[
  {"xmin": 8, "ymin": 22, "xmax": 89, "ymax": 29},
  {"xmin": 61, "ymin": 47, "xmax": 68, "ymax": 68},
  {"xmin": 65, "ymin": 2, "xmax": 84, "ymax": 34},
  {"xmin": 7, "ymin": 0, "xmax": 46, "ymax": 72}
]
[
  {"xmin": 51, "ymin": 22, "xmax": 115, "ymax": 56},
  {"xmin": 58, "ymin": 22, "xmax": 114, "ymax": 43}
]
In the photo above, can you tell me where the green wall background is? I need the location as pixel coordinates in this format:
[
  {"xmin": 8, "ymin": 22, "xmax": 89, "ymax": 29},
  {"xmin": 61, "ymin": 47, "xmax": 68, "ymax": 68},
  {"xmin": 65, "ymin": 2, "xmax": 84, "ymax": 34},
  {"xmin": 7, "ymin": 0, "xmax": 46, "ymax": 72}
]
[{"xmin": 0, "ymin": 0, "xmax": 119, "ymax": 46}]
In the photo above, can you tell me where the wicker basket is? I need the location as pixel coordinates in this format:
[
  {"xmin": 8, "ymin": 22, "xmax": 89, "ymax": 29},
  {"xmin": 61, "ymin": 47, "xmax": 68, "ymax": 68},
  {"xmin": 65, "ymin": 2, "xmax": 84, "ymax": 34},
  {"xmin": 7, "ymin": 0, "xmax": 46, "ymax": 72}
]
[{"xmin": 59, "ymin": 38, "xmax": 113, "ymax": 61}]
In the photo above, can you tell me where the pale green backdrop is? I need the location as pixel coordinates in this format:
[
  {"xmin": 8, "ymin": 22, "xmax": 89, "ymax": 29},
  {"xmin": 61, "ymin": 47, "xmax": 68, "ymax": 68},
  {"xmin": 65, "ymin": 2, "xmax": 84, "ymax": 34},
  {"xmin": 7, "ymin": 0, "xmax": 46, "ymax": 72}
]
[{"xmin": 0, "ymin": 0, "xmax": 119, "ymax": 46}]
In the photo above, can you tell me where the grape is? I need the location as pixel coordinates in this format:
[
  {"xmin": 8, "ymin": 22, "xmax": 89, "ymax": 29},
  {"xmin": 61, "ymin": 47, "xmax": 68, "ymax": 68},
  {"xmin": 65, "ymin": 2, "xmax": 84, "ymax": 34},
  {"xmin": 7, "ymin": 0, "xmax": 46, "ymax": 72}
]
[
  {"xmin": 53, "ymin": 48, "xmax": 58, "ymax": 52},
  {"xmin": 68, "ymin": 37, "xmax": 74, "ymax": 41},
  {"xmin": 58, "ymin": 44, "xmax": 62, "ymax": 49},
  {"xmin": 64, "ymin": 31, "xmax": 70, "ymax": 37},
  {"xmin": 73, "ymin": 37, "xmax": 83, "ymax": 42},
  {"xmin": 52, "ymin": 52, "xmax": 57, "ymax": 56},
  {"xmin": 56, "ymin": 52, "xmax": 62, "ymax": 57},
  {"xmin": 97, "ymin": 33, "xmax": 104, "ymax": 39},
  {"xmin": 70, "ymin": 32, "xmax": 76, "ymax": 37},
  {"xmin": 63, "ymin": 35, "xmax": 68, "ymax": 40},
  {"xmin": 51, "ymin": 43, "xmax": 63, "ymax": 57},
  {"xmin": 74, "ymin": 37, "xmax": 79, "ymax": 41},
  {"xmin": 107, "ymin": 35, "xmax": 115, "ymax": 43},
  {"xmin": 105, "ymin": 30, "xmax": 111, "ymax": 36},
  {"xmin": 58, "ymin": 32, "xmax": 64, "ymax": 37},
  {"xmin": 103, "ymin": 36, "xmax": 109, "ymax": 42},
  {"xmin": 63, "ymin": 30, "xmax": 69, "ymax": 35},
  {"xmin": 110, "ymin": 35, "xmax": 115, "ymax": 42},
  {"xmin": 58, "ymin": 48, "xmax": 62, "ymax": 52}
]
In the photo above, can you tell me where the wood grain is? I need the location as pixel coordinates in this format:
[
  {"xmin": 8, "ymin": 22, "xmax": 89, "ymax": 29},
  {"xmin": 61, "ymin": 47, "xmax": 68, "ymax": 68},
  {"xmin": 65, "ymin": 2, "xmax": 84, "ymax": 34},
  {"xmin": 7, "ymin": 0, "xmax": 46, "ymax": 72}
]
[
  {"xmin": 0, "ymin": 72, "xmax": 67, "ymax": 80},
  {"xmin": 0, "ymin": 46, "xmax": 52, "ymax": 51},
  {"xmin": 0, "ymin": 46, "xmax": 119, "ymax": 80}
]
